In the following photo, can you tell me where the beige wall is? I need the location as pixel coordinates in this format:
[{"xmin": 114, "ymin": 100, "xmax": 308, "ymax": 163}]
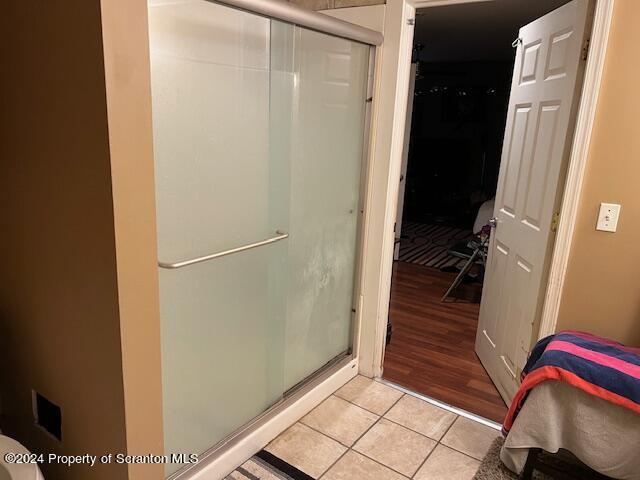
[
  {"xmin": 557, "ymin": 0, "xmax": 640, "ymax": 346},
  {"xmin": 0, "ymin": 1, "xmax": 163, "ymax": 480}
]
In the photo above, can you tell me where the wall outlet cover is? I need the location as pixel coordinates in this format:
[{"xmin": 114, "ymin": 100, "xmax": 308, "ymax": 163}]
[{"xmin": 596, "ymin": 202, "xmax": 621, "ymax": 232}]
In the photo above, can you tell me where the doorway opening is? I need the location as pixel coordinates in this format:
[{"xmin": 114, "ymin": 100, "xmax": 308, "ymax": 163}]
[{"xmin": 382, "ymin": 0, "xmax": 587, "ymax": 423}]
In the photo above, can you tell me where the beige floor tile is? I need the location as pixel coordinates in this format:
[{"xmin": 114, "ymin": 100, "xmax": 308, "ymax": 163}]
[
  {"xmin": 414, "ymin": 444, "xmax": 480, "ymax": 480},
  {"xmin": 265, "ymin": 422, "xmax": 346, "ymax": 478},
  {"xmin": 335, "ymin": 376, "xmax": 403, "ymax": 415},
  {"xmin": 322, "ymin": 450, "xmax": 407, "ymax": 480},
  {"xmin": 441, "ymin": 416, "xmax": 500, "ymax": 460},
  {"xmin": 301, "ymin": 395, "xmax": 379, "ymax": 446},
  {"xmin": 384, "ymin": 395, "xmax": 457, "ymax": 440},
  {"xmin": 353, "ymin": 418, "xmax": 436, "ymax": 477}
]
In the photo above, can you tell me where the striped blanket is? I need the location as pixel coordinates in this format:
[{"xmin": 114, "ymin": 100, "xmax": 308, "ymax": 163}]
[{"xmin": 503, "ymin": 330, "xmax": 640, "ymax": 435}]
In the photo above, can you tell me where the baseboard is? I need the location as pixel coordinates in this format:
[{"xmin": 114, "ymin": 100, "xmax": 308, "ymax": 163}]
[{"xmin": 183, "ymin": 358, "xmax": 359, "ymax": 480}]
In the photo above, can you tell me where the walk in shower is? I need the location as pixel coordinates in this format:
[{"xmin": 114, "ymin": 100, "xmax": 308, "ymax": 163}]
[{"xmin": 147, "ymin": 0, "xmax": 380, "ymax": 476}]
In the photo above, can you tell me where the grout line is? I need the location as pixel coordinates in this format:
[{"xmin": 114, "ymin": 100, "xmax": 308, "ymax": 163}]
[
  {"xmin": 410, "ymin": 439, "xmax": 439, "ymax": 479},
  {"xmin": 317, "ymin": 412, "xmax": 387, "ymax": 479},
  {"xmin": 382, "ymin": 396, "xmax": 455, "ymax": 442},
  {"xmin": 382, "ymin": 401, "xmax": 452, "ymax": 442},
  {"xmin": 349, "ymin": 448, "xmax": 412, "ymax": 479},
  {"xmin": 298, "ymin": 396, "xmax": 383, "ymax": 448},
  {"xmin": 293, "ymin": 421, "xmax": 351, "ymax": 479},
  {"xmin": 317, "ymin": 448, "xmax": 349, "ymax": 480},
  {"xmin": 333, "ymin": 380, "xmax": 405, "ymax": 417},
  {"xmin": 304, "ymin": 393, "xmax": 441, "ymax": 480},
  {"xmin": 434, "ymin": 417, "xmax": 495, "ymax": 464},
  {"xmin": 377, "ymin": 378, "xmax": 502, "ymax": 430},
  {"xmin": 285, "ymin": 380, "xmax": 495, "ymax": 478},
  {"xmin": 436, "ymin": 415, "xmax": 459, "ymax": 445},
  {"xmin": 378, "ymin": 388, "xmax": 405, "ymax": 416},
  {"xmin": 332, "ymin": 393, "xmax": 391, "ymax": 417},
  {"xmin": 330, "ymin": 389, "xmax": 470, "ymax": 446},
  {"xmin": 317, "ymin": 394, "xmax": 411, "ymax": 479},
  {"xmin": 438, "ymin": 415, "xmax": 499, "ymax": 462},
  {"xmin": 349, "ymin": 408, "xmax": 385, "ymax": 448},
  {"xmin": 347, "ymin": 401, "xmax": 418, "ymax": 479},
  {"xmin": 353, "ymin": 395, "xmax": 458, "ymax": 480},
  {"xmin": 436, "ymin": 442, "xmax": 485, "ymax": 463},
  {"xmin": 298, "ymin": 410, "xmax": 380, "ymax": 452},
  {"xmin": 298, "ymin": 421, "xmax": 354, "ymax": 450},
  {"xmin": 332, "ymin": 392, "xmax": 445, "ymax": 443},
  {"xmin": 442, "ymin": 415, "xmax": 459, "ymax": 435},
  {"xmin": 410, "ymin": 412, "xmax": 460, "ymax": 479}
]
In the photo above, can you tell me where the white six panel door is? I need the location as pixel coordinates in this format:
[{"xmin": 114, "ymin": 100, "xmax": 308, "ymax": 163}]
[{"xmin": 475, "ymin": 0, "xmax": 592, "ymax": 403}]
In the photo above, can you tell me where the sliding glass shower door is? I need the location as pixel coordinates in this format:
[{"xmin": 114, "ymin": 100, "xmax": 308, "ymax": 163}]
[
  {"xmin": 271, "ymin": 22, "xmax": 370, "ymax": 391},
  {"xmin": 148, "ymin": 0, "xmax": 370, "ymax": 475}
]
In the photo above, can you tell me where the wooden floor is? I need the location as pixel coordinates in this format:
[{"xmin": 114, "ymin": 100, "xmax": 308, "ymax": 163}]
[{"xmin": 383, "ymin": 261, "xmax": 508, "ymax": 423}]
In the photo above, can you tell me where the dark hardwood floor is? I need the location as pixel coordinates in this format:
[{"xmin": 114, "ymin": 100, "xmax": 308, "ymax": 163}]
[{"xmin": 383, "ymin": 261, "xmax": 508, "ymax": 423}]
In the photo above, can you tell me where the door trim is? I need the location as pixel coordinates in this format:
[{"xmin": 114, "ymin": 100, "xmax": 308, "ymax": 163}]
[
  {"xmin": 360, "ymin": 0, "xmax": 615, "ymax": 378},
  {"xmin": 357, "ymin": 0, "xmax": 416, "ymax": 378}
]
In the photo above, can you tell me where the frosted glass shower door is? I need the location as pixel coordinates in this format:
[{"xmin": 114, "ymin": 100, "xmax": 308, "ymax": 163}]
[
  {"xmin": 149, "ymin": 0, "xmax": 371, "ymax": 475},
  {"xmin": 149, "ymin": 2, "xmax": 288, "ymax": 474},
  {"xmin": 272, "ymin": 25, "xmax": 370, "ymax": 390}
]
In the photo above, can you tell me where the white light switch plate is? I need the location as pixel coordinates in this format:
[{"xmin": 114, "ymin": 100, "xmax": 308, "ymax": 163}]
[{"xmin": 596, "ymin": 203, "xmax": 621, "ymax": 232}]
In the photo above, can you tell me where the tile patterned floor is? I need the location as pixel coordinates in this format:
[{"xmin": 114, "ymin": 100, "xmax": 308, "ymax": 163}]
[{"xmin": 261, "ymin": 376, "xmax": 501, "ymax": 479}]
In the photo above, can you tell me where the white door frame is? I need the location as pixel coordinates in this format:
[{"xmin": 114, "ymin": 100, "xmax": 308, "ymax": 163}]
[
  {"xmin": 358, "ymin": 0, "xmax": 615, "ymax": 378},
  {"xmin": 394, "ymin": 62, "xmax": 417, "ymax": 261}
]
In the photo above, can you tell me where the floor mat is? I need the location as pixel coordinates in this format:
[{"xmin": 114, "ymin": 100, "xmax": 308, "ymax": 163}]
[
  {"xmin": 227, "ymin": 450, "xmax": 314, "ymax": 480},
  {"xmin": 473, "ymin": 437, "xmax": 605, "ymax": 480},
  {"xmin": 398, "ymin": 222, "xmax": 473, "ymax": 268},
  {"xmin": 473, "ymin": 437, "xmax": 550, "ymax": 480}
]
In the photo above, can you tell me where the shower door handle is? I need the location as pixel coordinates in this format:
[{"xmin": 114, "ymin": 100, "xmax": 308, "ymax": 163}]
[{"xmin": 158, "ymin": 230, "xmax": 289, "ymax": 269}]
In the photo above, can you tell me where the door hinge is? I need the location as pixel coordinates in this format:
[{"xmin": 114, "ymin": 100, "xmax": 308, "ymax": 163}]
[
  {"xmin": 582, "ymin": 38, "xmax": 590, "ymax": 61},
  {"xmin": 407, "ymin": 18, "xmax": 415, "ymax": 26},
  {"xmin": 551, "ymin": 212, "xmax": 560, "ymax": 233}
]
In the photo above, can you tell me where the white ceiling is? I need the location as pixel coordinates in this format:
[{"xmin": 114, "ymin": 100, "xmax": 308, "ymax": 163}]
[{"xmin": 414, "ymin": 0, "xmax": 572, "ymax": 62}]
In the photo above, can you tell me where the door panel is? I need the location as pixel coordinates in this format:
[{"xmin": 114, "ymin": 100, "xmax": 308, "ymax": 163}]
[
  {"xmin": 501, "ymin": 255, "xmax": 534, "ymax": 374},
  {"xmin": 158, "ymin": 246, "xmax": 287, "ymax": 467},
  {"xmin": 276, "ymin": 26, "xmax": 370, "ymax": 391},
  {"xmin": 499, "ymin": 105, "xmax": 532, "ymax": 217},
  {"xmin": 149, "ymin": 4, "xmax": 287, "ymax": 474},
  {"xmin": 520, "ymin": 42, "xmax": 541, "ymax": 84},
  {"xmin": 523, "ymin": 103, "xmax": 562, "ymax": 226},
  {"xmin": 546, "ymin": 29, "xmax": 574, "ymax": 79},
  {"xmin": 480, "ymin": 239, "xmax": 509, "ymax": 349},
  {"xmin": 476, "ymin": 0, "xmax": 592, "ymax": 403}
]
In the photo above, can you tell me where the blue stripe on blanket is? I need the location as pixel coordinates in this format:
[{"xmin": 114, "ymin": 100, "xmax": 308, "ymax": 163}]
[
  {"xmin": 529, "ymin": 350, "xmax": 640, "ymax": 405},
  {"xmin": 555, "ymin": 333, "xmax": 640, "ymax": 367}
]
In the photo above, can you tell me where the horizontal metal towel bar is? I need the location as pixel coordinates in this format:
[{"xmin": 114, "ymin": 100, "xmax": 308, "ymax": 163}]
[{"xmin": 158, "ymin": 230, "xmax": 288, "ymax": 269}]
